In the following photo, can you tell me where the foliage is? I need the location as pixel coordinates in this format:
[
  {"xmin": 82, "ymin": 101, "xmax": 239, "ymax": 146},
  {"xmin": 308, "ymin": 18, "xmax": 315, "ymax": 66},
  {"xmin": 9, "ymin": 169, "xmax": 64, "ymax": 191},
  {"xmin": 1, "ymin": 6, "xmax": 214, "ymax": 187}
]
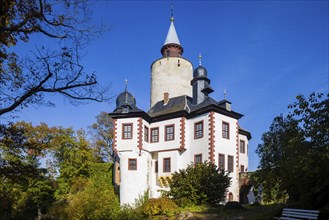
[
  {"xmin": 167, "ymin": 161, "xmax": 231, "ymax": 206},
  {"xmin": 0, "ymin": 122, "xmax": 55, "ymax": 219},
  {"xmin": 0, "ymin": 0, "xmax": 111, "ymax": 116},
  {"xmin": 116, "ymin": 191, "xmax": 149, "ymax": 220},
  {"xmin": 143, "ymin": 198, "xmax": 179, "ymax": 217},
  {"xmin": 65, "ymin": 163, "xmax": 120, "ymax": 220},
  {"xmin": 88, "ymin": 112, "xmax": 114, "ymax": 162},
  {"xmin": 0, "ymin": 121, "xmax": 119, "ymax": 219},
  {"xmin": 255, "ymin": 93, "xmax": 329, "ymax": 208}
]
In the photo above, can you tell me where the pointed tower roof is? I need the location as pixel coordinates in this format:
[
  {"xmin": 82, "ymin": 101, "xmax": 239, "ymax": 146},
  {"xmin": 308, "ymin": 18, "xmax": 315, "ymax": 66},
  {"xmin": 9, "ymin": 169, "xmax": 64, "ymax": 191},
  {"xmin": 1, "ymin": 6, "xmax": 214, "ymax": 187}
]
[
  {"xmin": 161, "ymin": 16, "xmax": 184, "ymax": 57},
  {"xmin": 164, "ymin": 18, "xmax": 181, "ymax": 46}
]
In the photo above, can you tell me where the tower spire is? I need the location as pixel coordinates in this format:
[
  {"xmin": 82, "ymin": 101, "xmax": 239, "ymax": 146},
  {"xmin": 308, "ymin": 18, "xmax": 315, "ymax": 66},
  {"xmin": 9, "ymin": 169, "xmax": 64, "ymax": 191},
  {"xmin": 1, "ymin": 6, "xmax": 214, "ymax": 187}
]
[
  {"xmin": 125, "ymin": 78, "xmax": 128, "ymax": 92},
  {"xmin": 161, "ymin": 4, "xmax": 183, "ymax": 57},
  {"xmin": 198, "ymin": 53, "xmax": 202, "ymax": 66},
  {"xmin": 170, "ymin": 3, "xmax": 174, "ymax": 22}
]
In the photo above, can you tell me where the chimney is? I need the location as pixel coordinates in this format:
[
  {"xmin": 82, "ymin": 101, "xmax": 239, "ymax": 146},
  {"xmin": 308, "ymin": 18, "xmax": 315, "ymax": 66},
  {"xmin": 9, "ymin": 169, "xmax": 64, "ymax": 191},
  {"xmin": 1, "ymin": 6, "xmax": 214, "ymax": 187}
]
[{"xmin": 163, "ymin": 92, "xmax": 169, "ymax": 105}]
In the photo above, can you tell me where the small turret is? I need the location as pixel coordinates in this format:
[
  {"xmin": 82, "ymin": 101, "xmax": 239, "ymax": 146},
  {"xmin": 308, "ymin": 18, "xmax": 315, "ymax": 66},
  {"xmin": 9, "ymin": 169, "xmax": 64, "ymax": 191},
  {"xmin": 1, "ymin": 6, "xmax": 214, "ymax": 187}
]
[{"xmin": 191, "ymin": 54, "xmax": 214, "ymax": 105}]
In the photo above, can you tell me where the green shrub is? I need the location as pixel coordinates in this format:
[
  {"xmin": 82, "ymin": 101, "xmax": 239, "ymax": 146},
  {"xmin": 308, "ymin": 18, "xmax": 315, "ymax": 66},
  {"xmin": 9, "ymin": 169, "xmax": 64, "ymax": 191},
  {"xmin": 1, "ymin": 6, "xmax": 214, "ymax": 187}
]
[
  {"xmin": 167, "ymin": 161, "xmax": 231, "ymax": 206},
  {"xmin": 143, "ymin": 198, "xmax": 179, "ymax": 217}
]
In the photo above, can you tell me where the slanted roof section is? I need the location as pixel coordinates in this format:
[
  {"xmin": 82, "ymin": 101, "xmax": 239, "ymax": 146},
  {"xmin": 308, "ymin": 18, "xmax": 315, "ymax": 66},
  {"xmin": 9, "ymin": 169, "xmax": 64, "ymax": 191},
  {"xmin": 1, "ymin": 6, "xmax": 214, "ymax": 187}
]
[
  {"xmin": 148, "ymin": 95, "xmax": 191, "ymax": 117},
  {"xmin": 238, "ymin": 125, "xmax": 252, "ymax": 140},
  {"xmin": 164, "ymin": 20, "xmax": 181, "ymax": 46}
]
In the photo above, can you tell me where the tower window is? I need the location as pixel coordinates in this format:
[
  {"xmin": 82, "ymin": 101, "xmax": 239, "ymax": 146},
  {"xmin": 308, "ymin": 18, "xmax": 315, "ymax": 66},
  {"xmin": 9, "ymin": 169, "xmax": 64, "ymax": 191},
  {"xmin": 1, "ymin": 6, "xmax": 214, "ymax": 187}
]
[
  {"xmin": 194, "ymin": 121, "xmax": 203, "ymax": 139},
  {"xmin": 122, "ymin": 123, "xmax": 133, "ymax": 139},
  {"xmin": 128, "ymin": 158, "xmax": 137, "ymax": 170},
  {"xmin": 240, "ymin": 140, "xmax": 245, "ymax": 153},
  {"xmin": 163, "ymin": 158, "xmax": 171, "ymax": 172},
  {"xmin": 166, "ymin": 50, "xmax": 170, "ymax": 57},
  {"xmin": 222, "ymin": 122, "xmax": 230, "ymax": 139},
  {"xmin": 178, "ymin": 59, "xmax": 180, "ymax": 66},
  {"xmin": 165, "ymin": 125, "xmax": 174, "ymax": 141},
  {"xmin": 151, "ymin": 127, "xmax": 159, "ymax": 143},
  {"xmin": 228, "ymin": 155, "xmax": 234, "ymax": 172}
]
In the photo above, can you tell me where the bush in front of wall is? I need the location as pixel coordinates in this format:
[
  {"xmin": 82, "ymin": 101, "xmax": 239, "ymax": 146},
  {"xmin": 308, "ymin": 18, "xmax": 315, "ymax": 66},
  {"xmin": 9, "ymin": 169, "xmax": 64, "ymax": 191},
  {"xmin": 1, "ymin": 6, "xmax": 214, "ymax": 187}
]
[{"xmin": 143, "ymin": 197, "xmax": 179, "ymax": 217}]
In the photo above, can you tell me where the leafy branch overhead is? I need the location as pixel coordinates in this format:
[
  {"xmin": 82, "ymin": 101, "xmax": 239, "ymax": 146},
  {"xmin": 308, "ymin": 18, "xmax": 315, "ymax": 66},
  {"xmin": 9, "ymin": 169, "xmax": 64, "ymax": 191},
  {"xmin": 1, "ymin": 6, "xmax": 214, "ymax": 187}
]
[{"xmin": 0, "ymin": 0, "xmax": 111, "ymax": 116}]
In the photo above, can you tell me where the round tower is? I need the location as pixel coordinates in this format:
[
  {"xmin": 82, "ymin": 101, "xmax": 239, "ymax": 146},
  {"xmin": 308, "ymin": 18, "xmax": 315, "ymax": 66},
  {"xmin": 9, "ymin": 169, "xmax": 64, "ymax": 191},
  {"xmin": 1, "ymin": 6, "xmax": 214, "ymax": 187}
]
[{"xmin": 150, "ymin": 16, "xmax": 193, "ymax": 107}]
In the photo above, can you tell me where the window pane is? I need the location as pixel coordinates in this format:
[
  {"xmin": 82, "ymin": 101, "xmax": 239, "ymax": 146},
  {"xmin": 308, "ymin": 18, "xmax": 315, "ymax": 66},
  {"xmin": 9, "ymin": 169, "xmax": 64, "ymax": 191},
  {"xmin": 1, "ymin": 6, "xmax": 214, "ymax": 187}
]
[
  {"xmin": 123, "ymin": 124, "xmax": 132, "ymax": 139},
  {"xmin": 240, "ymin": 140, "xmax": 245, "ymax": 153},
  {"xmin": 195, "ymin": 154, "xmax": 202, "ymax": 164},
  {"xmin": 195, "ymin": 122, "xmax": 203, "ymax": 139},
  {"xmin": 163, "ymin": 158, "xmax": 171, "ymax": 172},
  {"xmin": 165, "ymin": 125, "xmax": 174, "ymax": 141},
  {"xmin": 228, "ymin": 155, "xmax": 234, "ymax": 172},
  {"xmin": 128, "ymin": 159, "xmax": 137, "ymax": 170},
  {"xmin": 219, "ymin": 154, "xmax": 225, "ymax": 170},
  {"xmin": 151, "ymin": 128, "xmax": 159, "ymax": 142},
  {"xmin": 222, "ymin": 122, "xmax": 229, "ymax": 139},
  {"xmin": 144, "ymin": 126, "xmax": 149, "ymax": 142}
]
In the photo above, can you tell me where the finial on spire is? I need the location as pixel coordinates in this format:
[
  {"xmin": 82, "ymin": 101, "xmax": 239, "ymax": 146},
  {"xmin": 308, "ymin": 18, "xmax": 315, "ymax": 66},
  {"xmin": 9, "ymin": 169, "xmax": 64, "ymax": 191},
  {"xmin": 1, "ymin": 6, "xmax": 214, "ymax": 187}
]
[
  {"xmin": 125, "ymin": 79, "xmax": 128, "ymax": 92},
  {"xmin": 198, "ymin": 53, "xmax": 202, "ymax": 66},
  {"xmin": 170, "ymin": 3, "xmax": 174, "ymax": 22},
  {"xmin": 224, "ymin": 89, "xmax": 227, "ymax": 100}
]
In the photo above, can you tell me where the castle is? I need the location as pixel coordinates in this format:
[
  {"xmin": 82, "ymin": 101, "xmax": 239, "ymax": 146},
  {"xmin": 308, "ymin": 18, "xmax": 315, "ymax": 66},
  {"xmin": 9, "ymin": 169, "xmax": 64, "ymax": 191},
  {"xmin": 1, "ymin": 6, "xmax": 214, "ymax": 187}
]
[{"xmin": 109, "ymin": 14, "xmax": 251, "ymax": 206}]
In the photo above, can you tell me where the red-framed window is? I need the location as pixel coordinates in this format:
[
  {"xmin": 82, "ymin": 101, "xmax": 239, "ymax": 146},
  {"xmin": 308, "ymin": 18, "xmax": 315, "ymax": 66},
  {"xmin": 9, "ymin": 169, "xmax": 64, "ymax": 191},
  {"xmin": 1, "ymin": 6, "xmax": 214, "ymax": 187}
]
[
  {"xmin": 128, "ymin": 158, "xmax": 137, "ymax": 170},
  {"xmin": 151, "ymin": 127, "xmax": 159, "ymax": 143},
  {"xmin": 163, "ymin": 158, "xmax": 171, "ymax": 172},
  {"xmin": 165, "ymin": 124, "xmax": 175, "ymax": 141},
  {"xmin": 194, "ymin": 121, "xmax": 203, "ymax": 139},
  {"xmin": 222, "ymin": 122, "xmax": 230, "ymax": 139},
  {"xmin": 219, "ymin": 153, "xmax": 225, "ymax": 171},
  {"xmin": 122, "ymin": 123, "xmax": 133, "ymax": 139}
]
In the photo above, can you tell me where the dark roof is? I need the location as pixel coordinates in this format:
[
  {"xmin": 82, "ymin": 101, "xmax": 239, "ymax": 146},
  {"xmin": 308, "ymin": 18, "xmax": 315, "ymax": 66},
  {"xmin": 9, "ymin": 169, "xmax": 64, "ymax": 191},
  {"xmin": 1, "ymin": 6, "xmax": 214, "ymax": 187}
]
[
  {"xmin": 147, "ymin": 95, "xmax": 192, "ymax": 117},
  {"xmin": 109, "ymin": 93, "xmax": 248, "ymax": 135},
  {"xmin": 193, "ymin": 65, "xmax": 208, "ymax": 78},
  {"xmin": 238, "ymin": 125, "xmax": 252, "ymax": 140},
  {"xmin": 113, "ymin": 90, "xmax": 143, "ymax": 114}
]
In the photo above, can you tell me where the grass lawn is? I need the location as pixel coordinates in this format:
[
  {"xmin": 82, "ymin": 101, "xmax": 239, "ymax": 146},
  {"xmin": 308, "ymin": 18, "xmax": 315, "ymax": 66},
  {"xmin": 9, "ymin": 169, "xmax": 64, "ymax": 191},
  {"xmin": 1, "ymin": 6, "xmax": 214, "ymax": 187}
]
[{"xmin": 188, "ymin": 203, "xmax": 284, "ymax": 220}]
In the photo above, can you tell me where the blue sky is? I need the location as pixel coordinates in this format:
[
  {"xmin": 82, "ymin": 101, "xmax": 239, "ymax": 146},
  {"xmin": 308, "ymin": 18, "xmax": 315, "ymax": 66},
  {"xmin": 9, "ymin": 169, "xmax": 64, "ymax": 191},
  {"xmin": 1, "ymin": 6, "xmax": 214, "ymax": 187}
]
[{"xmin": 2, "ymin": 0, "xmax": 328, "ymax": 171}]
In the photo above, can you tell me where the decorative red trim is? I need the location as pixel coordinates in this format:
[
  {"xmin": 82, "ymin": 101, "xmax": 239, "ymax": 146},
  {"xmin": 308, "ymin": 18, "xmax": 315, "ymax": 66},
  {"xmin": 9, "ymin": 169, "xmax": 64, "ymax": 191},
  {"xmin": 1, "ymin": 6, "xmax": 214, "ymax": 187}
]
[
  {"xmin": 180, "ymin": 117, "xmax": 186, "ymax": 149},
  {"xmin": 236, "ymin": 122, "xmax": 239, "ymax": 167},
  {"xmin": 113, "ymin": 119, "xmax": 117, "ymax": 152},
  {"xmin": 208, "ymin": 112, "xmax": 215, "ymax": 163},
  {"xmin": 138, "ymin": 118, "xmax": 143, "ymax": 153}
]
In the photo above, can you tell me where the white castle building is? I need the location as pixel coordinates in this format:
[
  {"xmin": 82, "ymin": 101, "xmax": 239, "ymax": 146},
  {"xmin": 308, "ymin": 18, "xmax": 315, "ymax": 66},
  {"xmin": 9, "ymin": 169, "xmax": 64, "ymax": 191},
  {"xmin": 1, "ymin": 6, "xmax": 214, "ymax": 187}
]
[{"xmin": 109, "ymin": 15, "xmax": 251, "ymax": 206}]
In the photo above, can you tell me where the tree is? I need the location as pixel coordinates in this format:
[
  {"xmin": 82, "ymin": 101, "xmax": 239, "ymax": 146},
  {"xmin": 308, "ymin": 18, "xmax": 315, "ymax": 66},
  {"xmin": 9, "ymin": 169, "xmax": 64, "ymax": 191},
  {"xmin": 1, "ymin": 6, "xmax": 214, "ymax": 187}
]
[
  {"xmin": 255, "ymin": 93, "xmax": 329, "ymax": 208},
  {"xmin": 167, "ymin": 161, "xmax": 231, "ymax": 206},
  {"xmin": 89, "ymin": 112, "xmax": 114, "ymax": 162},
  {"xmin": 65, "ymin": 163, "xmax": 120, "ymax": 220},
  {"xmin": 0, "ymin": 0, "xmax": 111, "ymax": 116},
  {"xmin": 0, "ymin": 122, "xmax": 56, "ymax": 219}
]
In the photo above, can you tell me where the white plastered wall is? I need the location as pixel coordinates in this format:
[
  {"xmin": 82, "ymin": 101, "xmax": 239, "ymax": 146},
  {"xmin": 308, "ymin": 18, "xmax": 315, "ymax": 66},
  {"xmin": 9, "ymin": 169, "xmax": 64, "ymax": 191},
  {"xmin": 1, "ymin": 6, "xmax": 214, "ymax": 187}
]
[{"xmin": 150, "ymin": 57, "xmax": 193, "ymax": 107}]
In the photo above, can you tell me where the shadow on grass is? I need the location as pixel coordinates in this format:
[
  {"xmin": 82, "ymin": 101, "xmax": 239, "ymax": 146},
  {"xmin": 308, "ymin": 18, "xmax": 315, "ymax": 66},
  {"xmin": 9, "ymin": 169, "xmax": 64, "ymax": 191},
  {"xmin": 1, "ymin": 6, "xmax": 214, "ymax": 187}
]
[{"xmin": 189, "ymin": 203, "xmax": 285, "ymax": 220}]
